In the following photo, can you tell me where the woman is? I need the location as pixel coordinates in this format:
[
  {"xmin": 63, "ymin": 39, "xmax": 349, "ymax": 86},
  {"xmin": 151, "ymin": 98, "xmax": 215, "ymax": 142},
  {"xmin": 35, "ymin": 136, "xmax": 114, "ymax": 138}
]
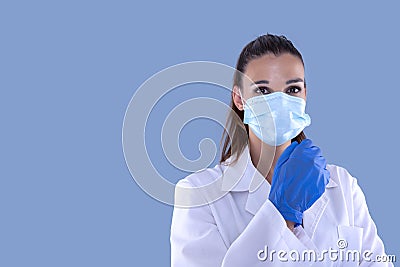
[{"xmin": 170, "ymin": 34, "xmax": 392, "ymax": 266}]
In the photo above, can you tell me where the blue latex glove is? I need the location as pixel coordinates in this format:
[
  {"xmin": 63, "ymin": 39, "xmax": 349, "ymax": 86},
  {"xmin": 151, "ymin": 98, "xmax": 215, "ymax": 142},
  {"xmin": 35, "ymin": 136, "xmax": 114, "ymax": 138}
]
[{"xmin": 268, "ymin": 139, "xmax": 330, "ymax": 225}]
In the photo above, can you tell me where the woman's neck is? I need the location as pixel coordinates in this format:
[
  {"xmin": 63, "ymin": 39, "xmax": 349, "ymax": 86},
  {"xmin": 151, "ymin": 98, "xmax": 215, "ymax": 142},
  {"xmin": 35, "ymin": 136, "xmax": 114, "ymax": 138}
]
[{"xmin": 248, "ymin": 130, "xmax": 291, "ymax": 184}]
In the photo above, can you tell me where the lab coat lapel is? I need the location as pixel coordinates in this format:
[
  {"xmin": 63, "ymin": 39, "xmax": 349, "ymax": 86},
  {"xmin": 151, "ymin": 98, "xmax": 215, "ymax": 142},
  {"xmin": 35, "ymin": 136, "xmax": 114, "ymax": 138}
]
[
  {"xmin": 303, "ymin": 179, "xmax": 337, "ymax": 238},
  {"xmin": 221, "ymin": 146, "xmax": 252, "ymax": 192},
  {"xmin": 303, "ymin": 194, "xmax": 329, "ymax": 239},
  {"xmin": 221, "ymin": 146, "xmax": 271, "ymax": 216},
  {"xmin": 245, "ymin": 178, "xmax": 270, "ymax": 216}
]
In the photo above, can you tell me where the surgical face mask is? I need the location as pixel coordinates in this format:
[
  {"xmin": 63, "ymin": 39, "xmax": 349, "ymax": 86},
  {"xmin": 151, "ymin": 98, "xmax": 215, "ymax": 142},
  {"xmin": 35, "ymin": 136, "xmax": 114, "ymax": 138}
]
[{"xmin": 242, "ymin": 92, "xmax": 311, "ymax": 146}]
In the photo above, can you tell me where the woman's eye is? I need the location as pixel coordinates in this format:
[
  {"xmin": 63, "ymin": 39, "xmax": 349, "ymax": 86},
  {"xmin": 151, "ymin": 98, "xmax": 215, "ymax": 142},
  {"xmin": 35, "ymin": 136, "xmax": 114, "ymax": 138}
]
[
  {"xmin": 255, "ymin": 87, "xmax": 270, "ymax": 95},
  {"xmin": 286, "ymin": 86, "xmax": 301, "ymax": 94}
]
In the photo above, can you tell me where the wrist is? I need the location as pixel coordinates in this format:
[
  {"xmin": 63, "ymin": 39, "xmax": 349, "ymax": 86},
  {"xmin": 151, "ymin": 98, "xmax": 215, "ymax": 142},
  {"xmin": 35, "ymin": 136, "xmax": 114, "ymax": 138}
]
[
  {"xmin": 278, "ymin": 207, "xmax": 303, "ymax": 225},
  {"xmin": 285, "ymin": 220, "xmax": 295, "ymax": 232}
]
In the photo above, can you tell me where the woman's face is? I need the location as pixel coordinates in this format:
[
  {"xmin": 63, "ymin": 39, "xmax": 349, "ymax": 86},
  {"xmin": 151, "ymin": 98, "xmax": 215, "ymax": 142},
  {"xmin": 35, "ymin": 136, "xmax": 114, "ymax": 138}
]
[{"xmin": 234, "ymin": 53, "xmax": 306, "ymax": 109}]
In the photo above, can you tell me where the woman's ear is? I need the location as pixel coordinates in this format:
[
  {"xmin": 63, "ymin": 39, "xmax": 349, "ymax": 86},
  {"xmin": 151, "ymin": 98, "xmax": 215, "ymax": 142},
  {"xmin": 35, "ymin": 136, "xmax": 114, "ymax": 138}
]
[{"xmin": 232, "ymin": 85, "xmax": 244, "ymax": 111}]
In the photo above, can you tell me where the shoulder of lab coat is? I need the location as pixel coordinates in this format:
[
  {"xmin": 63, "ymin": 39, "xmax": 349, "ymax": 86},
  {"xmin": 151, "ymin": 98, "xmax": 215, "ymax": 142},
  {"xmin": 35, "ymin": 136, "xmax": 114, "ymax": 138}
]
[{"xmin": 170, "ymin": 148, "xmax": 392, "ymax": 266}]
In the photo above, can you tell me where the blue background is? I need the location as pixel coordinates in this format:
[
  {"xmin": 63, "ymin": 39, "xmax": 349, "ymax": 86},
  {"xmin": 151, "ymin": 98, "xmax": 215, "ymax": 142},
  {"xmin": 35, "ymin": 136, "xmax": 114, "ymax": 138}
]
[{"xmin": 1, "ymin": 1, "xmax": 399, "ymax": 266}]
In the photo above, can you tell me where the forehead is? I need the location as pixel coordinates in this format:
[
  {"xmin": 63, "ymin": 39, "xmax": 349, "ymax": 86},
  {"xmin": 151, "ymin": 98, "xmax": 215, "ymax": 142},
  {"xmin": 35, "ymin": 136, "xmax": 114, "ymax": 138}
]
[{"xmin": 243, "ymin": 53, "xmax": 304, "ymax": 83}]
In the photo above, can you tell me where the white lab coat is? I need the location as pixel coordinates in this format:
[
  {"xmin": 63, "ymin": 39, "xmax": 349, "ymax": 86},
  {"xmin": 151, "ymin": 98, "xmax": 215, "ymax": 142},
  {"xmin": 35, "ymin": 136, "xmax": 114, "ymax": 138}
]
[{"xmin": 170, "ymin": 146, "xmax": 392, "ymax": 266}]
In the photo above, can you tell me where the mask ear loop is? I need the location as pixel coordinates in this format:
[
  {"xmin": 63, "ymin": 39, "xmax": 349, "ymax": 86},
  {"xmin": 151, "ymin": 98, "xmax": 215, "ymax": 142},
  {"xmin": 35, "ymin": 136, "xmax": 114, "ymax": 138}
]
[{"xmin": 236, "ymin": 87, "xmax": 246, "ymax": 110}]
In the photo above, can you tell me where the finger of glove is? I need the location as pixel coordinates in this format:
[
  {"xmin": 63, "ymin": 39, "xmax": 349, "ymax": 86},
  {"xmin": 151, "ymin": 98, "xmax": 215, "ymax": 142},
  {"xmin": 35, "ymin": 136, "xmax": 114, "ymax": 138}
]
[
  {"xmin": 271, "ymin": 144, "xmax": 298, "ymax": 189},
  {"xmin": 323, "ymin": 168, "xmax": 330, "ymax": 187},
  {"xmin": 290, "ymin": 139, "xmax": 312, "ymax": 158},
  {"xmin": 304, "ymin": 168, "xmax": 330, "ymax": 210},
  {"xmin": 312, "ymin": 155, "xmax": 327, "ymax": 170},
  {"xmin": 298, "ymin": 138, "xmax": 313, "ymax": 149},
  {"xmin": 292, "ymin": 142, "xmax": 323, "ymax": 160},
  {"xmin": 275, "ymin": 141, "xmax": 298, "ymax": 170}
]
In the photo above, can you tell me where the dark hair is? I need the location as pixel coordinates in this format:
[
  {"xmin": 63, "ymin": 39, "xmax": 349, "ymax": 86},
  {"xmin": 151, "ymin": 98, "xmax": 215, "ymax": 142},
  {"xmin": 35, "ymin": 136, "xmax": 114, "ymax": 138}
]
[{"xmin": 220, "ymin": 33, "xmax": 307, "ymax": 163}]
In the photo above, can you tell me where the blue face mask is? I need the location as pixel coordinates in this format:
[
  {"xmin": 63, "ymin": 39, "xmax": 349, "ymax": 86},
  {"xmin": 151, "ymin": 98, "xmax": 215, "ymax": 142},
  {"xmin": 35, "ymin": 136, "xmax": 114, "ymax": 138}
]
[{"xmin": 243, "ymin": 92, "xmax": 311, "ymax": 146}]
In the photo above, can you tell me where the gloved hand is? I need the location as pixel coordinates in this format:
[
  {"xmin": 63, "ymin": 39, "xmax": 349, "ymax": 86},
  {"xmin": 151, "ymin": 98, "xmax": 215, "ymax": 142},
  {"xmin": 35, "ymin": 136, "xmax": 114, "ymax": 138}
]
[{"xmin": 268, "ymin": 139, "xmax": 330, "ymax": 226}]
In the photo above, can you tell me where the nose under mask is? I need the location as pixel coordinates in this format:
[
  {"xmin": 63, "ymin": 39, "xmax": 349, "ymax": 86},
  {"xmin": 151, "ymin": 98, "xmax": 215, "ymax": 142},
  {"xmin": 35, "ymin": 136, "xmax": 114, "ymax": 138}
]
[{"xmin": 243, "ymin": 92, "xmax": 311, "ymax": 146}]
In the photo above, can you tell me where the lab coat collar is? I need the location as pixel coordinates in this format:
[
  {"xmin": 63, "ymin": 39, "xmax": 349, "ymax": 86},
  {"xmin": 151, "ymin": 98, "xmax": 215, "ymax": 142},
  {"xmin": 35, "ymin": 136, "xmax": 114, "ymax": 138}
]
[
  {"xmin": 221, "ymin": 145, "xmax": 337, "ymax": 193},
  {"xmin": 326, "ymin": 174, "xmax": 338, "ymax": 188},
  {"xmin": 221, "ymin": 146, "xmax": 264, "ymax": 192}
]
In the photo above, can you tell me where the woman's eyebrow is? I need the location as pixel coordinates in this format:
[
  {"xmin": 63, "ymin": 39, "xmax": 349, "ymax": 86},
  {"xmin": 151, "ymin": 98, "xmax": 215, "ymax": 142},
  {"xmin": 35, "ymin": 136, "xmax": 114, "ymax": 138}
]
[
  {"xmin": 251, "ymin": 80, "xmax": 269, "ymax": 86},
  {"xmin": 251, "ymin": 78, "xmax": 304, "ymax": 86},
  {"xmin": 286, "ymin": 78, "xmax": 304, "ymax": 84}
]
